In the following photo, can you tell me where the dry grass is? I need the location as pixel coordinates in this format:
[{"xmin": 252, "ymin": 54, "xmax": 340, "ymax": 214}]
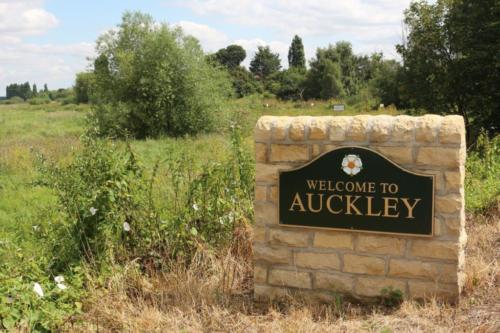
[{"xmin": 71, "ymin": 212, "xmax": 499, "ymax": 333}]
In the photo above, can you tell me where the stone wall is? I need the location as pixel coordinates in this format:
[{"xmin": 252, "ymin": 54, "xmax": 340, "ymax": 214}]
[{"xmin": 253, "ymin": 115, "xmax": 466, "ymax": 302}]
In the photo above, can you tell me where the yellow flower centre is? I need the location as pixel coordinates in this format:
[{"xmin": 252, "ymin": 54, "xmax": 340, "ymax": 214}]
[{"xmin": 347, "ymin": 161, "xmax": 356, "ymax": 169}]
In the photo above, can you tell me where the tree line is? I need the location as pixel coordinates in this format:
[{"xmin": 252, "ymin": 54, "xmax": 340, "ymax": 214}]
[
  {"xmin": 56, "ymin": 0, "xmax": 500, "ymax": 140},
  {"xmin": 6, "ymin": 82, "xmax": 48, "ymax": 100}
]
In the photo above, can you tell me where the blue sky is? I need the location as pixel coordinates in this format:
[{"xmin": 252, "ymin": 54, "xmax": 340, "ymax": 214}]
[{"xmin": 0, "ymin": 0, "xmax": 412, "ymax": 96}]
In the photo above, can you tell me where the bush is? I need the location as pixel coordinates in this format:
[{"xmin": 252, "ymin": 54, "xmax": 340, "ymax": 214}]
[
  {"xmin": 35, "ymin": 122, "xmax": 253, "ymax": 269},
  {"xmin": 28, "ymin": 96, "xmax": 51, "ymax": 105},
  {"xmin": 3, "ymin": 96, "xmax": 25, "ymax": 104},
  {"xmin": 91, "ymin": 11, "xmax": 232, "ymax": 138},
  {"xmin": 465, "ymin": 132, "xmax": 500, "ymax": 213}
]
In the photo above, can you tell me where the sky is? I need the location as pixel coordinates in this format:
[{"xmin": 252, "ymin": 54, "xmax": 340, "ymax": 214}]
[{"xmin": 0, "ymin": 0, "xmax": 413, "ymax": 97}]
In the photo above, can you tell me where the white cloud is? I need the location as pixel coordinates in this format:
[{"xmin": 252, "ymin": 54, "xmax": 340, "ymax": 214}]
[
  {"xmin": 179, "ymin": 0, "xmax": 410, "ymax": 59},
  {"xmin": 0, "ymin": 1, "xmax": 93, "ymax": 96},
  {"xmin": 0, "ymin": 0, "xmax": 58, "ymax": 36},
  {"xmin": 175, "ymin": 20, "xmax": 229, "ymax": 51}
]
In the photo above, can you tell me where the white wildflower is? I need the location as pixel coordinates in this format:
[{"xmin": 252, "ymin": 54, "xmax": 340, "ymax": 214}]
[
  {"xmin": 89, "ymin": 207, "xmax": 97, "ymax": 216},
  {"xmin": 123, "ymin": 222, "xmax": 131, "ymax": 232},
  {"xmin": 56, "ymin": 283, "xmax": 68, "ymax": 290},
  {"xmin": 54, "ymin": 275, "xmax": 64, "ymax": 283},
  {"xmin": 192, "ymin": 203, "xmax": 199, "ymax": 211},
  {"xmin": 32, "ymin": 225, "xmax": 39, "ymax": 231},
  {"xmin": 33, "ymin": 283, "xmax": 44, "ymax": 298}
]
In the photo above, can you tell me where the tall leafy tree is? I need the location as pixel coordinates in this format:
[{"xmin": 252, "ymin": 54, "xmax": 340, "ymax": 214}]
[
  {"xmin": 397, "ymin": 0, "xmax": 500, "ymax": 139},
  {"xmin": 288, "ymin": 35, "xmax": 306, "ymax": 71},
  {"xmin": 304, "ymin": 46, "xmax": 345, "ymax": 100},
  {"xmin": 32, "ymin": 83, "xmax": 38, "ymax": 96},
  {"xmin": 214, "ymin": 44, "xmax": 246, "ymax": 69},
  {"xmin": 249, "ymin": 46, "xmax": 281, "ymax": 80}
]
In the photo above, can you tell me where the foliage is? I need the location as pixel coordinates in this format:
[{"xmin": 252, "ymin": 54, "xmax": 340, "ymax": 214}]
[
  {"xmin": 6, "ymin": 82, "xmax": 33, "ymax": 100},
  {"xmin": 91, "ymin": 11, "xmax": 232, "ymax": 138},
  {"xmin": 369, "ymin": 59, "xmax": 404, "ymax": 107},
  {"xmin": 465, "ymin": 132, "xmax": 500, "ymax": 213},
  {"xmin": 288, "ymin": 35, "xmax": 306, "ymax": 71},
  {"xmin": 249, "ymin": 46, "xmax": 282, "ymax": 80},
  {"xmin": 74, "ymin": 72, "xmax": 95, "ymax": 104},
  {"xmin": 379, "ymin": 287, "xmax": 404, "ymax": 307},
  {"xmin": 213, "ymin": 44, "xmax": 246, "ymax": 70},
  {"xmin": 397, "ymin": 0, "xmax": 500, "ymax": 140},
  {"xmin": 266, "ymin": 68, "xmax": 307, "ymax": 101},
  {"xmin": 28, "ymin": 96, "xmax": 51, "ymax": 105},
  {"xmin": 305, "ymin": 48, "xmax": 345, "ymax": 100},
  {"xmin": 229, "ymin": 66, "xmax": 262, "ymax": 98}
]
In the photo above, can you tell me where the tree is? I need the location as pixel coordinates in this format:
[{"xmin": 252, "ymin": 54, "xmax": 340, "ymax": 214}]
[
  {"xmin": 74, "ymin": 72, "xmax": 95, "ymax": 104},
  {"xmin": 214, "ymin": 44, "xmax": 246, "ymax": 69},
  {"xmin": 91, "ymin": 11, "xmax": 231, "ymax": 138},
  {"xmin": 370, "ymin": 60, "xmax": 403, "ymax": 107},
  {"xmin": 304, "ymin": 47, "xmax": 345, "ymax": 100},
  {"xmin": 229, "ymin": 66, "xmax": 261, "ymax": 97},
  {"xmin": 288, "ymin": 35, "xmax": 306, "ymax": 71},
  {"xmin": 266, "ymin": 68, "xmax": 307, "ymax": 100},
  {"xmin": 397, "ymin": 0, "xmax": 500, "ymax": 139},
  {"xmin": 249, "ymin": 46, "xmax": 281, "ymax": 80},
  {"xmin": 32, "ymin": 83, "xmax": 38, "ymax": 96},
  {"xmin": 43, "ymin": 83, "xmax": 49, "ymax": 93}
]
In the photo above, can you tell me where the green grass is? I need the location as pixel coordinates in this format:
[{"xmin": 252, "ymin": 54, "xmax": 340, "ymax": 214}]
[{"xmin": 0, "ymin": 98, "xmax": 497, "ymax": 331}]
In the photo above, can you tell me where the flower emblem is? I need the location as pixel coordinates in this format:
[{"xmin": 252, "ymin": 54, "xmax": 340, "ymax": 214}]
[{"xmin": 341, "ymin": 154, "xmax": 362, "ymax": 176}]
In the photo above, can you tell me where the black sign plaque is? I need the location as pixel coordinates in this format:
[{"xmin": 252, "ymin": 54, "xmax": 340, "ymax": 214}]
[{"xmin": 279, "ymin": 147, "xmax": 434, "ymax": 236}]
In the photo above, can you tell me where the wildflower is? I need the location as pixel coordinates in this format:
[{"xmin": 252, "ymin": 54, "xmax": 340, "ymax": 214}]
[
  {"xmin": 123, "ymin": 222, "xmax": 131, "ymax": 232},
  {"xmin": 192, "ymin": 203, "xmax": 199, "ymax": 211},
  {"xmin": 32, "ymin": 225, "xmax": 39, "ymax": 231},
  {"xmin": 54, "ymin": 275, "xmax": 64, "ymax": 283},
  {"xmin": 33, "ymin": 283, "xmax": 44, "ymax": 298},
  {"xmin": 56, "ymin": 283, "xmax": 67, "ymax": 290},
  {"xmin": 89, "ymin": 207, "xmax": 97, "ymax": 216}
]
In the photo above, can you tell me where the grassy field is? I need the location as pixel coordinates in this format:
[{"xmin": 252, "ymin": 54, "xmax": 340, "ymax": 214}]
[{"xmin": 0, "ymin": 100, "xmax": 498, "ymax": 332}]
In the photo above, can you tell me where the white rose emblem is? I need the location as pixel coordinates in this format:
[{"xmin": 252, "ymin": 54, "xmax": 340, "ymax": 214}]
[{"xmin": 341, "ymin": 154, "xmax": 362, "ymax": 176}]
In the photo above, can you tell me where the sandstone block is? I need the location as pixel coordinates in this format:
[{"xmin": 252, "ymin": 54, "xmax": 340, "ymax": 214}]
[
  {"xmin": 410, "ymin": 240, "xmax": 458, "ymax": 260},
  {"xmin": 439, "ymin": 116, "xmax": 465, "ymax": 144},
  {"xmin": 392, "ymin": 116, "xmax": 415, "ymax": 142},
  {"xmin": 289, "ymin": 117, "xmax": 310, "ymax": 141},
  {"xmin": 253, "ymin": 226, "xmax": 267, "ymax": 242},
  {"xmin": 346, "ymin": 115, "xmax": 370, "ymax": 141},
  {"xmin": 408, "ymin": 281, "xmax": 458, "ymax": 301},
  {"xmin": 312, "ymin": 144, "xmax": 321, "ymax": 157},
  {"xmin": 255, "ymin": 185, "xmax": 267, "ymax": 202},
  {"xmin": 268, "ymin": 269, "xmax": 312, "ymax": 289},
  {"xmin": 255, "ymin": 116, "xmax": 274, "ymax": 142},
  {"xmin": 256, "ymin": 163, "xmax": 292, "ymax": 183},
  {"xmin": 254, "ymin": 264, "xmax": 268, "ymax": 283},
  {"xmin": 273, "ymin": 117, "xmax": 291, "ymax": 141},
  {"xmin": 313, "ymin": 232, "xmax": 353, "ymax": 250},
  {"xmin": 416, "ymin": 147, "xmax": 461, "ymax": 168},
  {"xmin": 389, "ymin": 259, "xmax": 439, "ymax": 280},
  {"xmin": 443, "ymin": 216, "xmax": 462, "ymax": 236},
  {"xmin": 343, "ymin": 254, "xmax": 385, "ymax": 275},
  {"xmin": 435, "ymin": 193, "xmax": 462, "ymax": 214},
  {"xmin": 253, "ymin": 245, "xmax": 290, "ymax": 264},
  {"xmin": 269, "ymin": 186, "xmax": 278, "ymax": 203},
  {"xmin": 309, "ymin": 117, "xmax": 329, "ymax": 140},
  {"xmin": 295, "ymin": 252, "xmax": 341, "ymax": 270},
  {"xmin": 355, "ymin": 277, "xmax": 406, "ymax": 297},
  {"xmin": 415, "ymin": 115, "xmax": 442, "ymax": 143},
  {"xmin": 269, "ymin": 229, "xmax": 310, "ymax": 247},
  {"xmin": 315, "ymin": 273, "xmax": 353, "ymax": 292},
  {"xmin": 329, "ymin": 116, "xmax": 351, "ymax": 141},
  {"xmin": 356, "ymin": 235, "xmax": 406, "ymax": 255},
  {"xmin": 255, "ymin": 143, "xmax": 267, "ymax": 163},
  {"xmin": 254, "ymin": 284, "xmax": 287, "ymax": 300},
  {"xmin": 444, "ymin": 169, "xmax": 463, "ymax": 192},
  {"xmin": 370, "ymin": 116, "xmax": 393, "ymax": 142},
  {"xmin": 270, "ymin": 144, "xmax": 309, "ymax": 163},
  {"xmin": 375, "ymin": 146, "xmax": 413, "ymax": 165},
  {"xmin": 254, "ymin": 202, "xmax": 278, "ymax": 226}
]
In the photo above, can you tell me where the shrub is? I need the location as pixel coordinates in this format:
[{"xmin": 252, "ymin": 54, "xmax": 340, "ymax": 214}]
[
  {"xmin": 465, "ymin": 132, "xmax": 500, "ymax": 213},
  {"xmin": 35, "ymin": 122, "xmax": 253, "ymax": 269},
  {"xmin": 28, "ymin": 96, "xmax": 51, "ymax": 105},
  {"xmin": 91, "ymin": 11, "xmax": 232, "ymax": 138}
]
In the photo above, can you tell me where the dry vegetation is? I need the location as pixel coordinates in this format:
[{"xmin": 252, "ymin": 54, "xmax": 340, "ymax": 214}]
[{"xmin": 72, "ymin": 210, "xmax": 499, "ymax": 333}]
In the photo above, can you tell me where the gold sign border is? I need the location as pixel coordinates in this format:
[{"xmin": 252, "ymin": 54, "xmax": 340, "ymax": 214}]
[{"xmin": 277, "ymin": 146, "xmax": 435, "ymax": 238}]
